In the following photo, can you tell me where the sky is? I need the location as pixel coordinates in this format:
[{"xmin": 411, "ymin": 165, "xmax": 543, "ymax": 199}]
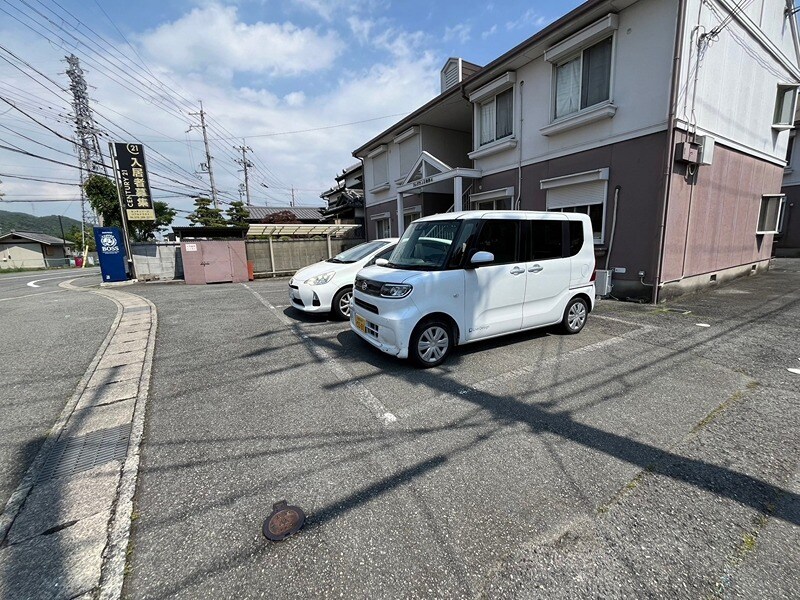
[{"xmin": 0, "ymin": 0, "xmax": 582, "ymax": 228}]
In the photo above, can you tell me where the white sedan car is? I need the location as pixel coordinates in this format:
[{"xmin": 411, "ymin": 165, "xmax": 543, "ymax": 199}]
[{"xmin": 288, "ymin": 238, "xmax": 398, "ymax": 319}]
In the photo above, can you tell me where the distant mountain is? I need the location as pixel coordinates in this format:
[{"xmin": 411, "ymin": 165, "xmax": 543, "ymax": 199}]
[{"xmin": 0, "ymin": 209, "xmax": 84, "ymax": 239}]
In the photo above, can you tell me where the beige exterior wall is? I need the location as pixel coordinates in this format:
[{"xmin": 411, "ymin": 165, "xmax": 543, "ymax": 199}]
[{"xmin": 0, "ymin": 243, "xmax": 46, "ymax": 269}]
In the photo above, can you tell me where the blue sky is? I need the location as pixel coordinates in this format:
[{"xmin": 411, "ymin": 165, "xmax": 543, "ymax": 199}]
[{"xmin": 0, "ymin": 0, "xmax": 582, "ymax": 226}]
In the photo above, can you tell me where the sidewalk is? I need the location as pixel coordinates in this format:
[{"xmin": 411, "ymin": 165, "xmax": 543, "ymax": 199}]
[{"xmin": 0, "ymin": 280, "xmax": 156, "ymax": 600}]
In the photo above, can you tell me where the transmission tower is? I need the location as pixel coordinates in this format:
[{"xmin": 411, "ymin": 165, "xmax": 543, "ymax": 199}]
[{"xmin": 65, "ymin": 54, "xmax": 106, "ymax": 246}]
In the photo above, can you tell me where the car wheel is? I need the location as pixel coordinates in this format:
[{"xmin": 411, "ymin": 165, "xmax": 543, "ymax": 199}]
[
  {"xmin": 561, "ymin": 297, "xmax": 588, "ymax": 334},
  {"xmin": 332, "ymin": 287, "xmax": 353, "ymax": 321},
  {"xmin": 410, "ymin": 319, "xmax": 452, "ymax": 368}
]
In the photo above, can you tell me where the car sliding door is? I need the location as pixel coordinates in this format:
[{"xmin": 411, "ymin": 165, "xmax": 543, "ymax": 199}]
[
  {"xmin": 463, "ymin": 219, "xmax": 525, "ymax": 341},
  {"xmin": 521, "ymin": 216, "xmax": 571, "ymax": 328}
]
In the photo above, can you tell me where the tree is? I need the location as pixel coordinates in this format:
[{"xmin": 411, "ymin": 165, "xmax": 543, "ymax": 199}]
[
  {"xmin": 188, "ymin": 197, "xmax": 227, "ymax": 227},
  {"xmin": 226, "ymin": 200, "xmax": 250, "ymax": 228},
  {"xmin": 66, "ymin": 225, "xmax": 96, "ymax": 252},
  {"xmin": 83, "ymin": 174, "xmax": 176, "ymax": 241},
  {"xmin": 262, "ymin": 210, "xmax": 300, "ymax": 224}
]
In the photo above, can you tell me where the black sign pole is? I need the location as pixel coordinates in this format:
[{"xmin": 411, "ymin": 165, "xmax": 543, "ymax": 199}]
[{"xmin": 109, "ymin": 142, "xmax": 136, "ymax": 279}]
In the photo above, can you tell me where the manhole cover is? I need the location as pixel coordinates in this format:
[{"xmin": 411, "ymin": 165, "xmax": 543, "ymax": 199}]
[{"xmin": 262, "ymin": 500, "xmax": 305, "ymax": 541}]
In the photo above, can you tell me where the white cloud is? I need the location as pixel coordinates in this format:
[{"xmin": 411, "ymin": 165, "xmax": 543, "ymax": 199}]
[
  {"xmin": 347, "ymin": 16, "xmax": 375, "ymax": 44},
  {"xmin": 482, "ymin": 24, "xmax": 498, "ymax": 40},
  {"xmin": 444, "ymin": 23, "xmax": 472, "ymax": 44},
  {"xmin": 283, "ymin": 91, "xmax": 306, "ymax": 107},
  {"xmin": 139, "ymin": 4, "xmax": 344, "ymax": 77},
  {"xmin": 506, "ymin": 10, "xmax": 549, "ymax": 32}
]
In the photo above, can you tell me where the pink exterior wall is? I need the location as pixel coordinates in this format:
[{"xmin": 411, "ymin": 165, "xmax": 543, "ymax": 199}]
[{"xmin": 661, "ymin": 143, "xmax": 782, "ymax": 283}]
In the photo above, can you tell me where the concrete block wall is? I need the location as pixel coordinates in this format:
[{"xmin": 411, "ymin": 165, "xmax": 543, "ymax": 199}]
[
  {"xmin": 246, "ymin": 238, "xmax": 364, "ymax": 274},
  {"xmin": 131, "ymin": 243, "xmax": 183, "ymax": 280}
]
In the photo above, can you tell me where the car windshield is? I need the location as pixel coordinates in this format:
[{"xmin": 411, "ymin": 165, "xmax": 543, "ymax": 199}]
[
  {"xmin": 328, "ymin": 241, "xmax": 389, "ymax": 263},
  {"xmin": 386, "ymin": 221, "xmax": 461, "ymax": 270}
]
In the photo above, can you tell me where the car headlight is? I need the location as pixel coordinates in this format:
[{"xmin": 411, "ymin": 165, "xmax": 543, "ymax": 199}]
[
  {"xmin": 305, "ymin": 271, "xmax": 335, "ymax": 286},
  {"xmin": 380, "ymin": 283, "xmax": 413, "ymax": 298}
]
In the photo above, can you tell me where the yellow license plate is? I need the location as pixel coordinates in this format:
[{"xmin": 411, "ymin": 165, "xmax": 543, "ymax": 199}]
[{"xmin": 355, "ymin": 315, "xmax": 366, "ymax": 333}]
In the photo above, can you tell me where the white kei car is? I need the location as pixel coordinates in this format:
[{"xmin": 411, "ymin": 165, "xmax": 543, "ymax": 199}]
[{"xmin": 288, "ymin": 238, "xmax": 398, "ymax": 320}]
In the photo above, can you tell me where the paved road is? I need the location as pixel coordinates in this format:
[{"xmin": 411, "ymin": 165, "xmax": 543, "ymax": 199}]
[
  {"xmin": 0, "ymin": 268, "xmax": 113, "ymax": 509},
  {"xmin": 124, "ymin": 262, "xmax": 799, "ymax": 598}
]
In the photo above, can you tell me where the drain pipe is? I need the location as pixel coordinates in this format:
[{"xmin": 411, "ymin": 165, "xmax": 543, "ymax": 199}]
[
  {"xmin": 653, "ymin": 0, "xmax": 687, "ymax": 304},
  {"xmin": 515, "ymin": 81, "xmax": 525, "ymax": 210},
  {"xmin": 604, "ymin": 185, "xmax": 620, "ymax": 270}
]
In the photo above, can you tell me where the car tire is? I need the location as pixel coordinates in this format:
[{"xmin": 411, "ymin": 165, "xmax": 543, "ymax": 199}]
[
  {"xmin": 409, "ymin": 319, "xmax": 452, "ymax": 368},
  {"xmin": 331, "ymin": 287, "xmax": 353, "ymax": 321},
  {"xmin": 561, "ymin": 296, "xmax": 588, "ymax": 334}
]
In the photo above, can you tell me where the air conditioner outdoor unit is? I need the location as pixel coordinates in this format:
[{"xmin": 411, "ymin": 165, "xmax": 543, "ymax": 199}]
[{"xmin": 595, "ymin": 269, "xmax": 613, "ymax": 297}]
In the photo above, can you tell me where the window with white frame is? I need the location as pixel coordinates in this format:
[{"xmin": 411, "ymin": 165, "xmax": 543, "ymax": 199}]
[
  {"xmin": 757, "ymin": 195, "xmax": 785, "ymax": 234},
  {"xmin": 541, "ymin": 169, "xmax": 608, "ymax": 243},
  {"xmin": 375, "ymin": 218, "xmax": 391, "ymax": 238},
  {"xmin": 773, "ymin": 85, "xmax": 798, "ymax": 128},
  {"xmin": 786, "ymin": 129, "xmax": 796, "ymax": 169},
  {"xmin": 475, "ymin": 198, "xmax": 505, "ymax": 210},
  {"xmin": 554, "ymin": 36, "xmax": 613, "ymax": 120},
  {"xmin": 479, "ymin": 88, "xmax": 514, "ymax": 146}
]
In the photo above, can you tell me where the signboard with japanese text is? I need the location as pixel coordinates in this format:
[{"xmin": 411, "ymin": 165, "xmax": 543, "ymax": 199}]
[{"xmin": 111, "ymin": 142, "xmax": 156, "ymax": 221}]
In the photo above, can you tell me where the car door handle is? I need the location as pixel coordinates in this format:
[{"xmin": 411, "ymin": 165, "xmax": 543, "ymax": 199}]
[
  {"xmin": 528, "ymin": 264, "xmax": 543, "ymax": 273},
  {"xmin": 510, "ymin": 266, "xmax": 525, "ymax": 275}
]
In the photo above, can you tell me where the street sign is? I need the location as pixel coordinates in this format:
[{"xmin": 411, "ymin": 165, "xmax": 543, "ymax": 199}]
[
  {"xmin": 111, "ymin": 142, "xmax": 156, "ymax": 221},
  {"xmin": 93, "ymin": 226, "xmax": 128, "ymax": 282}
]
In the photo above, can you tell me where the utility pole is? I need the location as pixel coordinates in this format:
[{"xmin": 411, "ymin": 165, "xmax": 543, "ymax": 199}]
[
  {"xmin": 234, "ymin": 140, "xmax": 253, "ymax": 205},
  {"xmin": 188, "ymin": 101, "xmax": 218, "ymax": 208},
  {"xmin": 65, "ymin": 55, "xmax": 107, "ymax": 246}
]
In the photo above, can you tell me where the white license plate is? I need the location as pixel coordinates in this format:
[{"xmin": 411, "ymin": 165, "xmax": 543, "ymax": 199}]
[{"xmin": 355, "ymin": 314, "xmax": 366, "ymax": 333}]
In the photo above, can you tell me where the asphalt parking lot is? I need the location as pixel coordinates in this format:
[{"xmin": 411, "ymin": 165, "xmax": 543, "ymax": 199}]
[{"xmin": 118, "ymin": 259, "xmax": 799, "ymax": 599}]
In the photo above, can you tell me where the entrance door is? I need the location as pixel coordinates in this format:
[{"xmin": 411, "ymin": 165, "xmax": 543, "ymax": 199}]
[
  {"xmin": 521, "ymin": 218, "xmax": 571, "ymax": 328},
  {"xmin": 464, "ymin": 219, "xmax": 525, "ymax": 341}
]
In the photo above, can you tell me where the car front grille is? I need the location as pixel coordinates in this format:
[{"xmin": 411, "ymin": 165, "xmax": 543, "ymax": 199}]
[{"xmin": 354, "ymin": 276, "xmax": 383, "ymax": 298}]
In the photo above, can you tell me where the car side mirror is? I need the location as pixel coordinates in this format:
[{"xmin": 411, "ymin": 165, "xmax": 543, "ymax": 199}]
[
  {"xmin": 375, "ymin": 258, "xmax": 389, "ymax": 266},
  {"xmin": 470, "ymin": 251, "xmax": 494, "ymax": 266}
]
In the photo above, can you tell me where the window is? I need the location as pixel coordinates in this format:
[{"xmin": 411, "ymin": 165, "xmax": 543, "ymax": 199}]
[
  {"xmin": 553, "ymin": 205, "xmax": 603, "ymax": 242},
  {"xmin": 554, "ymin": 37, "xmax": 612, "ymax": 119},
  {"xmin": 404, "ymin": 211, "xmax": 421, "ymax": 229},
  {"xmin": 476, "ymin": 199, "xmax": 506, "ymax": 211},
  {"xmin": 375, "ymin": 218, "xmax": 391, "ymax": 238},
  {"xmin": 757, "ymin": 195, "xmax": 785, "ymax": 234},
  {"xmin": 541, "ymin": 169, "xmax": 608, "ymax": 243},
  {"xmin": 786, "ymin": 130, "xmax": 796, "ymax": 168},
  {"xmin": 525, "ymin": 220, "xmax": 564, "ymax": 261},
  {"xmin": 568, "ymin": 221, "xmax": 584, "ymax": 257},
  {"xmin": 473, "ymin": 220, "xmax": 519, "ymax": 264},
  {"xmin": 479, "ymin": 88, "xmax": 514, "ymax": 146},
  {"xmin": 773, "ymin": 85, "xmax": 798, "ymax": 128}
]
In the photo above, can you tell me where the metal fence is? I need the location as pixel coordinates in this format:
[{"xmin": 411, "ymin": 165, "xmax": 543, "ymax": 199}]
[{"xmin": 246, "ymin": 238, "xmax": 365, "ymax": 276}]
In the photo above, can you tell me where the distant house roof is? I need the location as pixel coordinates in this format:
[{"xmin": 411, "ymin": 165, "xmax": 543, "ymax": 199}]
[
  {"xmin": 245, "ymin": 206, "xmax": 324, "ymax": 222},
  {"xmin": 0, "ymin": 230, "xmax": 73, "ymax": 246}
]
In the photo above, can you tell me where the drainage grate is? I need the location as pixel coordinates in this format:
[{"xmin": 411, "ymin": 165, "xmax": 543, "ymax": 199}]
[{"xmin": 37, "ymin": 423, "xmax": 132, "ymax": 483}]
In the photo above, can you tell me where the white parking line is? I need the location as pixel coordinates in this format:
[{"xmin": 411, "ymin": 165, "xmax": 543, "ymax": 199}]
[{"xmin": 242, "ymin": 283, "xmax": 398, "ymax": 426}]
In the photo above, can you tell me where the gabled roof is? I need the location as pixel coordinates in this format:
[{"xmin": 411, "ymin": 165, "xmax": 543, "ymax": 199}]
[
  {"xmin": 245, "ymin": 206, "xmax": 324, "ymax": 222},
  {"xmin": 0, "ymin": 230, "xmax": 73, "ymax": 245}
]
